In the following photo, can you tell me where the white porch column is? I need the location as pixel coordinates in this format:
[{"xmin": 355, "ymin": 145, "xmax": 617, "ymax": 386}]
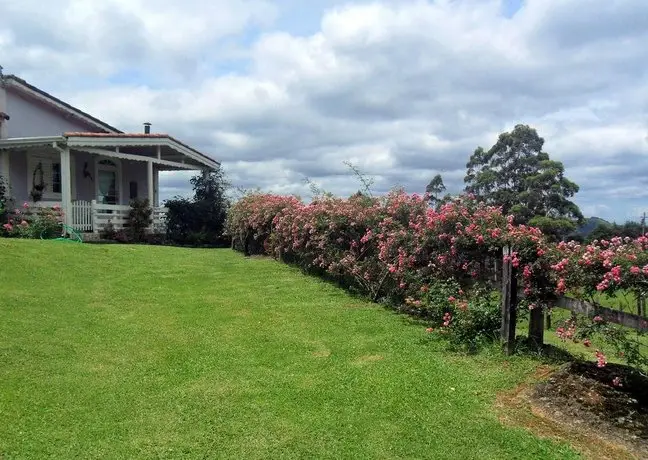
[
  {"xmin": 153, "ymin": 167, "xmax": 160, "ymax": 206},
  {"xmin": 147, "ymin": 160, "xmax": 154, "ymax": 206},
  {"xmin": 60, "ymin": 147, "xmax": 73, "ymax": 228}
]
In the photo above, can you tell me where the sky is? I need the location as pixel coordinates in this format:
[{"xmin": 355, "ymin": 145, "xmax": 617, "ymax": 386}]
[{"xmin": 1, "ymin": 0, "xmax": 648, "ymax": 222}]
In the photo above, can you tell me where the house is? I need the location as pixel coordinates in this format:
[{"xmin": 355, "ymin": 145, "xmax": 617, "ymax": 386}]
[{"xmin": 0, "ymin": 70, "xmax": 219, "ymax": 234}]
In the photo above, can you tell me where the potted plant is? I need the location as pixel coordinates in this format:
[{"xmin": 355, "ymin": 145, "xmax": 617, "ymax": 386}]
[{"xmin": 30, "ymin": 162, "xmax": 46, "ymax": 202}]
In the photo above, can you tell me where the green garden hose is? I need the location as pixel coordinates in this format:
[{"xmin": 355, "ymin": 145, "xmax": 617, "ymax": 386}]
[{"xmin": 40, "ymin": 224, "xmax": 83, "ymax": 243}]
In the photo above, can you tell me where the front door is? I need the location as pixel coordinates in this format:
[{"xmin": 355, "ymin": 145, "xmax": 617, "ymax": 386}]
[{"xmin": 96, "ymin": 159, "xmax": 120, "ymax": 205}]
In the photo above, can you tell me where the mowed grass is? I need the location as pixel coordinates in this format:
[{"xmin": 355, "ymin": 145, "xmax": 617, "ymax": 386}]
[{"xmin": 0, "ymin": 240, "xmax": 578, "ymax": 459}]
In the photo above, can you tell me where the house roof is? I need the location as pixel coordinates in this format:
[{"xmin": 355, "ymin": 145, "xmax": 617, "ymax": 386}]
[
  {"xmin": 0, "ymin": 74, "xmax": 220, "ymax": 168},
  {"xmin": 63, "ymin": 132, "xmax": 220, "ymax": 167},
  {"xmin": 3, "ymin": 75, "xmax": 122, "ymax": 134}
]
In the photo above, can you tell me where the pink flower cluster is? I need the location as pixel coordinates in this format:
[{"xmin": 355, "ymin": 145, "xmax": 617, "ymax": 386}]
[
  {"xmin": 595, "ymin": 349, "xmax": 607, "ymax": 368},
  {"xmin": 555, "ymin": 319, "xmax": 577, "ymax": 342},
  {"xmin": 2, "ymin": 203, "xmax": 64, "ymax": 238},
  {"xmin": 228, "ymin": 191, "xmax": 648, "ymax": 308},
  {"xmin": 540, "ymin": 237, "xmax": 648, "ymax": 297}
]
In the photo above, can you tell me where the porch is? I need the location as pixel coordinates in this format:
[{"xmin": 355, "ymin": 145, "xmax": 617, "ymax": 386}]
[
  {"xmin": 29, "ymin": 200, "xmax": 168, "ymax": 233},
  {"xmin": 0, "ymin": 132, "xmax": 219, "ymax": 234}
]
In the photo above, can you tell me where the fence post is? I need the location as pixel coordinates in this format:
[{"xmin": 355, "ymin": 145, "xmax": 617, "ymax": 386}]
[
  {"xmin": 528, "ymin": 305, "xmax": 544, "ymax": 347},
  {"xmin": 637, "ymin": 292, "xmax": 645, "ymax": 317},
  {"xmin": 500, "ymin": 246, "xmax": 518, "ymax": 355},
  {"xmin": 91, "ymin": 200, "xmax": 98, "ymax": 234}
]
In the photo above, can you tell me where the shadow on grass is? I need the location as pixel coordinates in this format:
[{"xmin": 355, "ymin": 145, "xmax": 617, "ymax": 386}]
[{"xmin": 514, "ymin": 337, "xmax": 576, "ymax": 365}]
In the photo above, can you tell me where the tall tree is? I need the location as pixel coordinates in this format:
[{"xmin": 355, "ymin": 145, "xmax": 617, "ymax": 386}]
[
  {"xmin": 165, "ymin": 166, "xmax": 230, "ymax": 245},
  {"xmin": 464, "ymin": 124, "xmax": 582, "ymax": 239},
  {"xmin": 190, "ymin": 167, "xmax": 230, "ymax": 236},
  {"xmin": 425, "ymin": 174, "xmax": 446, "ymax": 206}
]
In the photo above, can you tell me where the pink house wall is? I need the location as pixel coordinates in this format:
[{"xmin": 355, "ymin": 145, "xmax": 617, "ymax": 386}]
[{"xmin": 5, "ymin": 89, "xmax": 96, "ymax": 138}]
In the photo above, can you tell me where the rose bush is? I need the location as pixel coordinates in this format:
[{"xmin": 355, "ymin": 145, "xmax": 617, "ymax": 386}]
[
  {"xmin": 2, "ymin": 203, "xmax": 63, "ymax": 239},
  {"xmin": 227, "ymin": 190, "xmax": 648, "ymax": 353}
]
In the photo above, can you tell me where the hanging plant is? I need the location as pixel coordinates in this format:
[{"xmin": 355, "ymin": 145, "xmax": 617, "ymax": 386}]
[{"xmin": 30, "ymin": 162, "xmax": 46, "ymax": 202}]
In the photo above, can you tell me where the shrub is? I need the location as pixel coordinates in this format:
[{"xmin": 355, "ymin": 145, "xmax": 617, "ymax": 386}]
[
  {"xmin": 444, "ymin": 290, "xmax": 501, "ymax": 351},
  {"xmin": 99, "ymin": 221, "xmax": 116, "ymax": 240},
  {"xmin": 2, "ymin": 203, "xmax": 63, "ymax": 239},
  {"xmin": 126, "ymin": 198, "xmax": 153, "ymax": 243},
  {"xmin": 165, "ymin": 168, "xmax": 230, "ymax": 246},
  {"xmin": 226, "ymin": 190, "xmax": 648, "ymax": 354},
  {"xmin": 0, "ymin": 175, "xmax": 9, "ymax": 225}
]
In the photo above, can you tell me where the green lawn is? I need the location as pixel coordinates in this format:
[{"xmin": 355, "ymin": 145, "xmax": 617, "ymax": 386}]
[{"xmin": 0, "ymin": 240, "xmax": 578, "ymax": 459}]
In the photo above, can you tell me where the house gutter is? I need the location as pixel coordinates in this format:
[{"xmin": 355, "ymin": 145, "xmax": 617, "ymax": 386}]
[{"xmin": 0, "ymin": 136, "xmax": 66, "ymax": 149}]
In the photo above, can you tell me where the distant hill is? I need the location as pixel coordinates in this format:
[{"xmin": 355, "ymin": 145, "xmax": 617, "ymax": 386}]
[{"xmin": 575, "ymin": 217, "xmax": 611, "ymax": 237}]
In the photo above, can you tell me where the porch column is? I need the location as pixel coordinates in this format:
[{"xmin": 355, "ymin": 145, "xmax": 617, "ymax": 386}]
[
  {"xmin": 153, "ymin": 168, "xmax": 160, "ymax": 206},
  {"xmin": 60, "ymin": 147, "xmax": 73, "ymax": 228},
  {"xmin": 147, "ymin": 160, "xmax": 154, "ymax": 206}
]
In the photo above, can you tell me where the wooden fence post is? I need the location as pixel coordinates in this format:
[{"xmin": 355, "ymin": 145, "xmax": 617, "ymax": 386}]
[
  {"xmin": 637, "ymin": 292, "xmax": 645, "ymax": 317},
  {"xmin": 528, "ymin": 305, "xmax": 544, "ymax": 347},
  {"xmin": 500, "ymin": 246, "xmax": 518, "ymax": 355}
]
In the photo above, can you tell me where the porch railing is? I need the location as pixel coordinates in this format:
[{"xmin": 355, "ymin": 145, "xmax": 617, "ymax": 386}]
[
  {"xmin": 72, "ymin": 201, "xmax": 93, "ymax": 232},
  {"xmin": 93, "ymin": 202, "xmax": 168, "ymax": 234},
  {"xmin": 29, "ymin": 200, "xmax": 168, "ymax": 233}
]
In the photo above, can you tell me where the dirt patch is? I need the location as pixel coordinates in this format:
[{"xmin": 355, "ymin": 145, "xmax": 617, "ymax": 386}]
[
  {"xmin": 496, "ymin": 363, "xmax": 648, "ymax": 459},
  {"xmin": 312, "ymin": 350, "xmax": 331, "ymax": 358},
  {"xmin": 352, "ymin": 354, "xmax": 384, "ymax": 365}
]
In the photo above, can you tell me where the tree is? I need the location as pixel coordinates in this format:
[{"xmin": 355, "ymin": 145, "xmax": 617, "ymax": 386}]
[
  {"xmin": 165, "ymin": 166, "xmax": 230, "ymax": 245},
  {"xmin": 586, "ymin": 220, "xmax": 645, "ymax": 243},
  {"xmin": 425, "ymin": 174, "xmax": 446, "ymax": 206},
  {"xmin": 464, "ymin": 124, "xmax": 583, "ymax": 239}
]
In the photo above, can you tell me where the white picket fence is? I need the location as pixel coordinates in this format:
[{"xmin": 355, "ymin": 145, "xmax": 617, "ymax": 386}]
[
  {"xmin": 72, "ymin": 200, "xmax": 93, "ymax": 231},
  {"xmin": 30, "ymin": 200, "xmax": 168, "ymax": 233}
]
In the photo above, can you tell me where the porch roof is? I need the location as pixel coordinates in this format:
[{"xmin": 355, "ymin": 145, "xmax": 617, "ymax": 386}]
[{"xmin": 0, "ymin": 132, "xmax": 219, "ymax": 171}]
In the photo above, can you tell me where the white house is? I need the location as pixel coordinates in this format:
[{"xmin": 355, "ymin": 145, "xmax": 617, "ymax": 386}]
[{"xmin": 0, "ymin": 70, "xmax": 219, "ymax": 234}]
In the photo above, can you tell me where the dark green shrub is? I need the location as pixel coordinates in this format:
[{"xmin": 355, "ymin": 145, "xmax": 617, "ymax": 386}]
[
  {"xmin": 416, "ymin": 280, "xmax": 500, "ymax": 352},
  {"xmin": 0, "ymin": 175, "xmax": 9, "ymax": 226},
  {"xmin": 445, "ymin": 290, "xmax": 501, "ymax": 352},
  {"xmin": 127, "ymin": 198, "xmax": 153, "ymax": 242},
  {"xmin": 99, "ymin": 221, "xmax": 116, "ymax": 240},
  {"xmin": 165, "ymin": 168, "xmax": 230, "ymax": 246}
]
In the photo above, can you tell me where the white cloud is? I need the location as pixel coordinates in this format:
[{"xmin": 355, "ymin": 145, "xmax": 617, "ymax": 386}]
[{"xmin": 2, "ymin": 0, "xmax": 648, "ymax": 220}]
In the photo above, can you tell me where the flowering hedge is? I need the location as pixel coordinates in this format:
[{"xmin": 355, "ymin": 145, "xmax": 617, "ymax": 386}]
[
  {"xmin": 227, "ymin": 191, "xmax": 648, "ymax": 311},
  {"xmin": 227, "ymin": 190, "xmax": 648, "ymax": 371}
]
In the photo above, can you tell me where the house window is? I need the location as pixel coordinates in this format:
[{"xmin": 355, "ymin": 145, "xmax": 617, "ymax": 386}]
[
  {"xmin": 28, "ymin": 153, "xmax": 67, "ymax": 200},
  {"xmin": 52, "ymin": 163, "xmax": 62, "ymax": 194}
]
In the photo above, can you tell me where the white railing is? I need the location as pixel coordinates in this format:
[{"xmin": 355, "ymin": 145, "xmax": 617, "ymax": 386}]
[
  {"xmin": 72, "ymin": 200, "xmax": 93, "ymax": 231},
  {"xmin": 91, "ymin": 201, "xmax": 168, "ymax": 234},
  {"xmin": 152, "ymin": 207, "xmax": 168, "ymax": 232},
  {"xmin": 27, "ymin": 200, "xmax": 167, "ymax": 233},
  {"xmin": 92, "ymin": 203, "xmax": 131, "ymax": 231}
]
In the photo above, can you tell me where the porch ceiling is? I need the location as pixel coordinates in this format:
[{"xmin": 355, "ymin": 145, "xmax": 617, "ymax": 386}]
[
  {"xmin": 64, "ymin": 133, "xmax": 219, "ymax": 170},
  {"xmin": 0, "ymin": 133, "xmax": 219, "ymax": 171}
]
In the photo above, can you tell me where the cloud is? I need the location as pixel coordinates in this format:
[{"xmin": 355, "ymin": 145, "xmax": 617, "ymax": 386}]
[{"xmin": 2, "ymin": 0, "xmax": 648, "ymax": 221}]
